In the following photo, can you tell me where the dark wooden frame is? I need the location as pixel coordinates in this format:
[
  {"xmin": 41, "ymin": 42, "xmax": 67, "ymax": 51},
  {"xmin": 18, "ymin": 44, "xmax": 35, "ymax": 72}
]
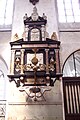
[
  {"xmin": 63, "ymin": 77, "xmax": 80, "ymax": 120},
  {"xmin": 28, "ymin": 27, "xmax": 42, "ymax": 41}
]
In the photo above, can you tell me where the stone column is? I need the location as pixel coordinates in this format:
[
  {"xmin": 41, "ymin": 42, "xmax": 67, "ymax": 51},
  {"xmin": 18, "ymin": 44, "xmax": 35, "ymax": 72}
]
[
  {"xmin": 21, "ymin": 49, "xmax": 25, "ymax": 74},
  {"xmin": 10, "ymin": 50, "xmax": 15, "ymax": 74},
  {"xmin": 45, "ymin": 49, "xmax": 49, "ymax": 74},
  {"xmin": 55, "ymin": 49, "xmax": 60, "ymax": 73}
]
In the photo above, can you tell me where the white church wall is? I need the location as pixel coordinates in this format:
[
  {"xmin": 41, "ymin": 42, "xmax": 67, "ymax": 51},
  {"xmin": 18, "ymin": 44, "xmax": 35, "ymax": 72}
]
[
  {"xmin": 0, "ymin": 31, "xmax": 11, "ymax": 67},
  {"xmin": 60, "ymin": 31, "xmax": 80, "ymax": 70}
]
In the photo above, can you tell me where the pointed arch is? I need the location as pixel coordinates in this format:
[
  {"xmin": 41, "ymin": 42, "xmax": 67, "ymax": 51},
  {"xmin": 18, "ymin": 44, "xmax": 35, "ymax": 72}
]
[
  {"xmin": 0, "ymin": 55, "xmax": 8, "ymax": 100},
  {"xmin": 62, "ymin": 49, "xmax": 80, "ymax": 77}
]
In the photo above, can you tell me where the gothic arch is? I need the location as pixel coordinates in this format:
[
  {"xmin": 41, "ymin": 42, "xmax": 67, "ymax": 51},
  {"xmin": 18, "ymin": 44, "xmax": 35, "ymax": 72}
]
[
  {"xmin": 62, "ymin": 49, "xmax": 80, "ymax": 77},
  {"xmin": 0, "ymin": 55, "xmax": 8, "ymax": 100}
]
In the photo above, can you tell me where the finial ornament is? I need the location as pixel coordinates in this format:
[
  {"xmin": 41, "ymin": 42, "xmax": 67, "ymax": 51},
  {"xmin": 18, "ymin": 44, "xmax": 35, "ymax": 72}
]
[
  {"xmin": 31, "ymin": 6, "xmax": 39, "ymax": 21},
  {"xmin": 29, "ymin": 0, "xmax": 39, "ymax": 5}
]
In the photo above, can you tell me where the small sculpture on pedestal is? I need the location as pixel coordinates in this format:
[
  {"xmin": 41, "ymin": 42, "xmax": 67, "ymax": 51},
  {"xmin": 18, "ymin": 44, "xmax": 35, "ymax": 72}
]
[{"xmin": 51, "ymin": 32, "xmax": 58, "ymax": 40}]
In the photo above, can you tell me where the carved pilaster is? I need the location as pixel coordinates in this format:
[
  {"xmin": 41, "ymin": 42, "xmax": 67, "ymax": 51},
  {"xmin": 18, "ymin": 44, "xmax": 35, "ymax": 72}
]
[
  {"xmin": 55, "ymin": 49, "xmax": 60, "ymax": 73},
  {"xmin": 45, "ymin": 49, "xmax": 49, "ymax": 74},
  {"xmin": 21, "ymin": 49, "xmax": 25, "ymax": 74},
  {"xmin": 10, "ymin": 50, "xmax": 15, "ymax": 74}
]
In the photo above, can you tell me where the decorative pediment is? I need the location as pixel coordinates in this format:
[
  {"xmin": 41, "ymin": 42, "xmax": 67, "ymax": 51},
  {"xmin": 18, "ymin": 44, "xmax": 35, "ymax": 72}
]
[
  {"xmin": 10, "ymin": 38, "xmax": 60, "ymax": 46},
  {"xmin": 23, "ymin": 6, "xmax": 47, "ymax": 41},
  {"xmin": 23, "ymin": 6, "xmax": 47, "ymax": 25}
]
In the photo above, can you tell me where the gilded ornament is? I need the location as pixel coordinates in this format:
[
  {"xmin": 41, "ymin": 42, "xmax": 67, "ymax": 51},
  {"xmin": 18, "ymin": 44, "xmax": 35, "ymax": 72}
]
[{"xmin": 51, "ymin": 32, "xmax": 58, "ymax": 40}]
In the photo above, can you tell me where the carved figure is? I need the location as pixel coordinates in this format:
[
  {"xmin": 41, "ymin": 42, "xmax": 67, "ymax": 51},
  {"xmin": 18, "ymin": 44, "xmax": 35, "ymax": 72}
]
[
  {"xmin": 23, "ymin": 13, "xmax": 28, "ymax": 20},
  {"xmin": 13, "ymin": 33, "xmax": 19, "ymax": 40},
  {"xmin": 51, "ymin": 32, "xmax": 58, "ymax": 40},
  {"xmin": 31, "ymin": 6, "xmax": 39, "ymax": 21}
]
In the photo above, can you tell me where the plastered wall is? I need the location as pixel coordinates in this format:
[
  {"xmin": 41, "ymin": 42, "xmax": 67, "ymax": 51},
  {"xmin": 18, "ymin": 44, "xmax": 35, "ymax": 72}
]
[
  {"xmin": 7, "ymin": 80, "xmax": 63, "ymax": 120},
  {"xmin": 0, "ymin": 31, "xmax": 11, "ymax": 67},
  {"xmin": 60, "ymin": 31, "xmax": 80, "ymax": 70}
]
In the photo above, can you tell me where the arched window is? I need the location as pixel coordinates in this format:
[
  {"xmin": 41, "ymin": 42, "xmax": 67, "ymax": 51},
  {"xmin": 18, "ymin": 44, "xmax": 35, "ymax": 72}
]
[
  {"xmin": 57, "ymin": 0, "xmax": 80, "ymax": 23},
  {"xmin": 0, "ymin": 0, "xmax": 14, "ymax": 29},
  {"xmin": 62, "ymin": 49, "xmax": 80, "ymax": 77}
]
